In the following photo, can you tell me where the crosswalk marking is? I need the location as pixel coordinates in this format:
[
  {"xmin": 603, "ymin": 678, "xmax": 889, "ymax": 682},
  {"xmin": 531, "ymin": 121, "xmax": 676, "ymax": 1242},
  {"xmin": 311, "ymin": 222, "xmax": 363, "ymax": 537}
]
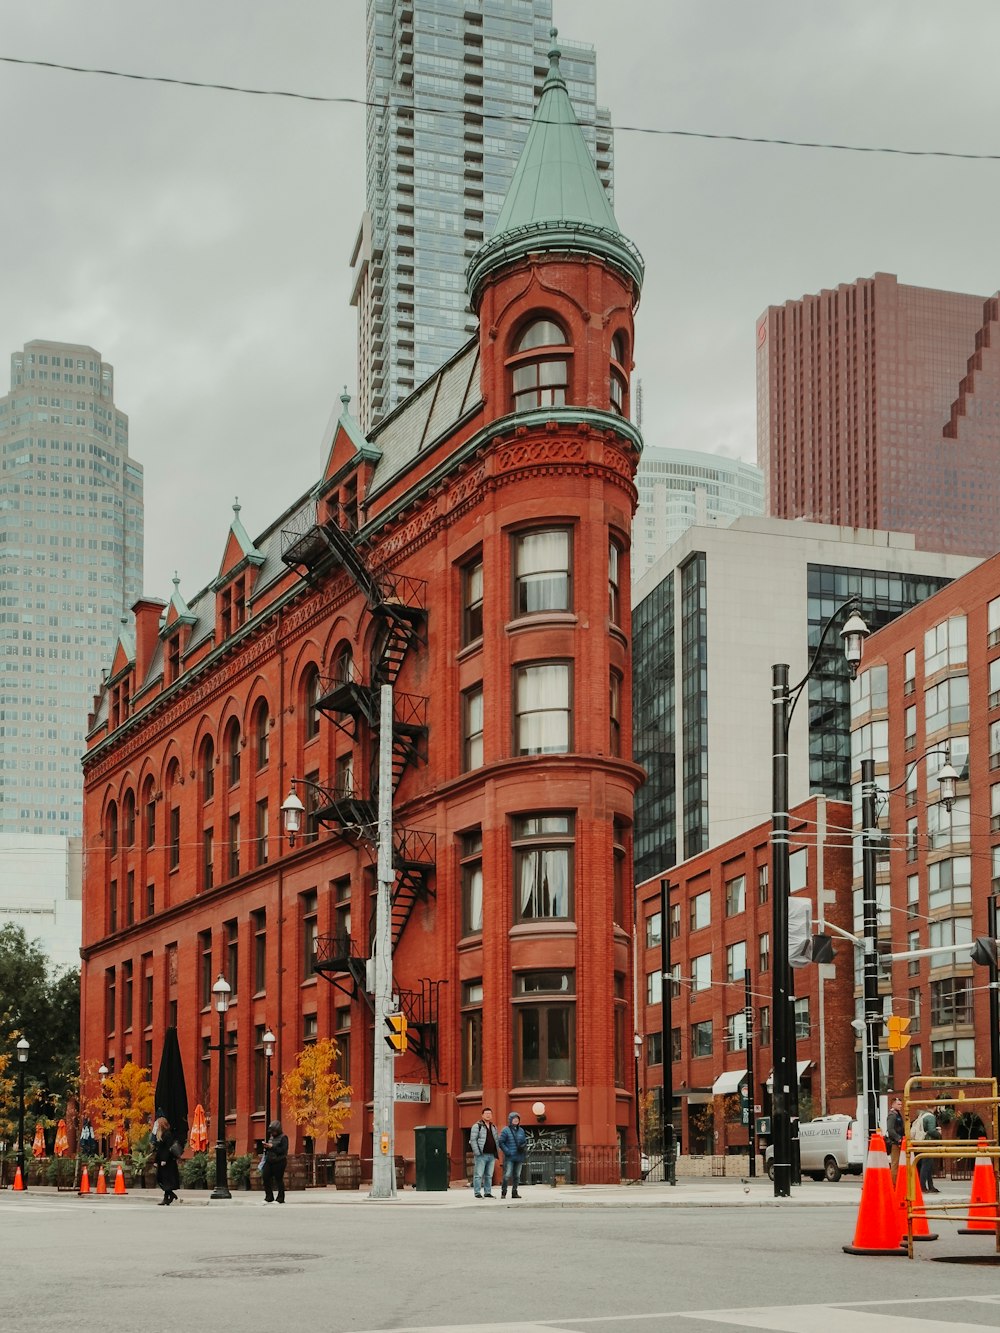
[{"xmin": 688, "ymin": 1307, "xmax": 995, "ymax": 1332}]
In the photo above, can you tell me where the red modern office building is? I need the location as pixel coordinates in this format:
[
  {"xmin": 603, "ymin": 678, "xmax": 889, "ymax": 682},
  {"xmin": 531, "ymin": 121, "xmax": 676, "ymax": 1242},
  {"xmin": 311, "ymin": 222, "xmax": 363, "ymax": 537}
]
[
  {"xmin": 635, "ymin": 798, "xmax": 856, "ymax": 1157},
  {"xmin": 849, "ymin": 550, "xmax": 1000, "ymax": 1091},
  {"xmin": 757, "ymin": 273, "xmax": 1000, "ymax": 558},
  {"xmin": 80, "ymin": 45, "xmax": 646, "ymax": 1174}
]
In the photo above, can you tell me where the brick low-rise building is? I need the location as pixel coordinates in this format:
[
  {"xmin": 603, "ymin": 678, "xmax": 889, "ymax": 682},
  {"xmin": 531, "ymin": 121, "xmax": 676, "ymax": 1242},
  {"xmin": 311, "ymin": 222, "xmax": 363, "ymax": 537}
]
[
  {"xmin": 849, "ymin": 550, "xmax": 1000, "ymax": 1096},
  {"xmin": 636, "ymin": 798, "xmax": 857, "ymax": 1158},
  {"xmin": 81, "ymin": 43, "xmax": 645, "ymax": 1177}
]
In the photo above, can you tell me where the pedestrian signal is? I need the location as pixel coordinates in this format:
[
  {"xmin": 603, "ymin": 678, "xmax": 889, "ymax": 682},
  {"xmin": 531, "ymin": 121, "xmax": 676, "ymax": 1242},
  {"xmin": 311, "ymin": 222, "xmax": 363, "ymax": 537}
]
[
  {"xmin": 886, "ymin": 1014, "xmax": 911, "ymax": 1052},
  {"xmin": 385, "ymin": 1012, "xmax": 408, "ymax": 1053}
]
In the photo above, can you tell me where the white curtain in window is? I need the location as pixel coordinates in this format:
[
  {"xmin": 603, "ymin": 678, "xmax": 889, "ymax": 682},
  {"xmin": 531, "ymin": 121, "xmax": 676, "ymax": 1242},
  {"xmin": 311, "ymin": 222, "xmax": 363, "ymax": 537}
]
[{"xmin": 516, "ymin": 663, "xmax": 569, "ymax": 752}]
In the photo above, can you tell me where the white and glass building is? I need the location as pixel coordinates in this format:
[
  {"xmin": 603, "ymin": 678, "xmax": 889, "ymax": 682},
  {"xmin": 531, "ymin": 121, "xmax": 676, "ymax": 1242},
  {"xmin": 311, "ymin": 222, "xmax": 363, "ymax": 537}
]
[
  {"xmin": 352, "ymin": 0, "xmax": 613, "ymax": 430},
  {"xmin": 632, "ymin": 446, "xmax": 764, "ymax": 580},
  {"xmin": 0, "ymin": 340, "xmax": 143, "ymax": 840}
]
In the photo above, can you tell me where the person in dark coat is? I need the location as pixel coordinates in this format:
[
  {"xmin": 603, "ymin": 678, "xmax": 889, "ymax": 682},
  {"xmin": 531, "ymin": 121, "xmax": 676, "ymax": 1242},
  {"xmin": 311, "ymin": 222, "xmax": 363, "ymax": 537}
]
[
  {"xmin": 152, "ymin": 1115, "xmax": 181, "ymax": 1206},
  {"xmin": 262, "ymin": 1120, "xmax": 289, "ymax": 1203},
  {"xmin": 499, "ymin": 1111, "xmax": 528, "ymax": 1200}
]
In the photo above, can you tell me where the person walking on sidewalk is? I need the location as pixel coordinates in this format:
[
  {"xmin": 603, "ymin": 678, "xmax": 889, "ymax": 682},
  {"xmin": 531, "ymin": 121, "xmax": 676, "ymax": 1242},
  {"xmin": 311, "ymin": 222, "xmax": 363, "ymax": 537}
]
[
  {"xmin": 262, "ymin": 1119, "xmax": 289, "ymax": 1203},
  {"xmin": 470, "ymin": 1107, "xmax": 500, "ymax": 1198},
  {"xmin": 152, "ymin": 1115, "xmax": 181, "ymax": 1206},
  {"xmin": 910, "ymin": 1107, "xmax": 942, "ymax": 1193},
  {"xmin": 885, "ymin": 1097, "xmax": 904, "ymax": 1185},
  {"xmin": 499, "ymin": 1111, "xmax": 528, "ymax": 1199}
]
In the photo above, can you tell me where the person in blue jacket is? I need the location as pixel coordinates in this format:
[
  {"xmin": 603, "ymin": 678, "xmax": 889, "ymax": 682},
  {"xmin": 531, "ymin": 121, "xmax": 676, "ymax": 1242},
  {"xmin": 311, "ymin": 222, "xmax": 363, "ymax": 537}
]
[{"xmin": 499, "ymin": 1111, "xmax": 528, "ymax": 1200}]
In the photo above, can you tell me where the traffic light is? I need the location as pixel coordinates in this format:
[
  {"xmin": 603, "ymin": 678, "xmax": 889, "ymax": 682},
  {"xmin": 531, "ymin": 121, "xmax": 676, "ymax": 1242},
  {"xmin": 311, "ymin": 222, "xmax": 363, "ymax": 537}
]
[
  {"xmin": 970, "ymin": 936, "xmax": 998, "ymax": 968},
  {"xmin": 384, "ymin": 1012, "xmax": 408, "ymax": 1053},
  {"xmin": 811, "ymin": 934, "xmax": 835, "ymax": 965},
  {"xmin": 886, "ymin": 1014, "xmax": 911, "ymax": 1052}
]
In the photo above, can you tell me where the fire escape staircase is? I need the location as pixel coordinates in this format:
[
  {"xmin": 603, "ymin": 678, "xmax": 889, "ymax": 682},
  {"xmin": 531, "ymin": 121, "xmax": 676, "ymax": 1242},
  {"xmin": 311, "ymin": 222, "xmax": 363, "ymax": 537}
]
[{"xmin": 282, "ymin": 497, "xmax": 437, "ymax": 1071}]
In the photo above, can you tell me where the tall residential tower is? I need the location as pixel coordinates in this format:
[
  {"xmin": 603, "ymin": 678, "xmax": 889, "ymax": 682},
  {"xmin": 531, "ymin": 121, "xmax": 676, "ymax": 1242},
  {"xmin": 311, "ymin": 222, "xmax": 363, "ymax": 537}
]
[
  {"xmin": 0, "ymin": 340, "xmax": 143, "ymax": 838},
  {"xmin": 352, "ymin": 0, "xmax": 613, "ymax": 430}
]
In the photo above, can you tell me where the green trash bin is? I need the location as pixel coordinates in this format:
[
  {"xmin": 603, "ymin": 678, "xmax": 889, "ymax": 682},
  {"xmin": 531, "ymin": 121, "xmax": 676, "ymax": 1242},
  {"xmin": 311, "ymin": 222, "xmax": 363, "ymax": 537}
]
[{"xmin": 414, "ymin": 1125, "xmax": 449, "ymax": 1192}]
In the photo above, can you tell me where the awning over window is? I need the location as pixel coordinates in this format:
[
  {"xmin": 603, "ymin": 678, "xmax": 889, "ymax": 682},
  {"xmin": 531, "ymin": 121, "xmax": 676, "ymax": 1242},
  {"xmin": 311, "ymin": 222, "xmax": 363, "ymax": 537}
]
[
  {"xmin": 711, "ymin": 1069, "xmax": 748, "ymax": 1096},
  {"xmin": 764, "ymin": 1060, "xmax": 813, "ymax": 1090}
]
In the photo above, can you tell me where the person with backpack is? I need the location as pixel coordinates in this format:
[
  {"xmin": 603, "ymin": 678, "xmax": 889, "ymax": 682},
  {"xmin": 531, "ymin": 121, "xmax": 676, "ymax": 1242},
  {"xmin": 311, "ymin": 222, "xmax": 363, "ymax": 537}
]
[
  {"xmin": 262, "ymin": 1119, "xmax": 289, "ymax": 1203},
  {"xmin": 909, "ymin": 1108, "xmax": 941, "ymax": 1192},
  {"xmin": 499, "ymin": 1111, "xmax": 528, "ymax": 1200},
  {"xmin": 885, "ymin": 1097, "xmax": 905, "ymax": 1184},
  {"xmin": 469, "ymin": 1107, "xmax": 501, "ymax": 1198}
]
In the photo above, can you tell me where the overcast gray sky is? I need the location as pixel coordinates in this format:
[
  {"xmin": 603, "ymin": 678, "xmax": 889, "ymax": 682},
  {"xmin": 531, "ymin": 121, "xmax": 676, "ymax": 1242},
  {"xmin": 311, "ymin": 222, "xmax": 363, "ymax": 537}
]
[{"xmin": 3, "ymin": 2, "xmax": 1000, "ymax": 601}]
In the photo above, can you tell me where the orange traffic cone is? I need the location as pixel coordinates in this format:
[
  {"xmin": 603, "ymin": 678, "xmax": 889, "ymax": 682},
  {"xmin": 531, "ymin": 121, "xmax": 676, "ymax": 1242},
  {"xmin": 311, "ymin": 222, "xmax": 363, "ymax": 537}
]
[
  {"xmin": 843, "ymin": 1132, "xmax": 905, "ymax": 1256},
  {"xmin": 95, "ymin": 1165, "xmax": 107, "ymax": 1195},
  {"xmin": 895, "ymin": 1139, "xmax": 938, "ymax": 1243},
  {"xmin": 113, "ymin": 1164, "xmax": 127, "ymax": 1195},
  {"xmin": 79, "ymin": 1164, "xmax": 90, "ymax": 1195},
  {"xmin": 12, "ymin": 1166, "xmax": 25, "ymax": 1192},
  {"xmin": 958, "ymin": 1138, "xmax": 999, "ymax": 1235}
]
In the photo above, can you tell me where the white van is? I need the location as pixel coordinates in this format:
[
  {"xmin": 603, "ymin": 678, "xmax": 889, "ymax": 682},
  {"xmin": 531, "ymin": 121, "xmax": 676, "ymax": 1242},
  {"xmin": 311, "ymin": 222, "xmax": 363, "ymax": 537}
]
[{"xmin": 765, "ymin": 1115, "xmax": 864, "ymax": 1182}]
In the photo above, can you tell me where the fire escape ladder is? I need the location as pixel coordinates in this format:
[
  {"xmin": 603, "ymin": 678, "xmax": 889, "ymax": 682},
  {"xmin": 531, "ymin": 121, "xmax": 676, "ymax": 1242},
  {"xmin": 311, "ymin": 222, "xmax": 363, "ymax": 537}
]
[
  {"xmin": 280, "ymin": 500, "xmax": 379, "ymax": 601},
  {"xmin": 368, "ymin": 826, "xmax": 436, "ymax": 955},
  {"xmin": 397, "ymin": 979, "xmax": 446, "ymax": 1084},
  {"xmin": 371, "ymin": 572, "xmax": 427, "ymax": 687},
  {"xmin": 389, "ymin": 691, "xmax": 427, "ymax": 791},
  {"xmin": 314, "ymin": 932, "xmax": 373, "ymax": 1012},
  {"xmin": 313, "ymin": 788, "xmax": 378, "ymax": 847}
]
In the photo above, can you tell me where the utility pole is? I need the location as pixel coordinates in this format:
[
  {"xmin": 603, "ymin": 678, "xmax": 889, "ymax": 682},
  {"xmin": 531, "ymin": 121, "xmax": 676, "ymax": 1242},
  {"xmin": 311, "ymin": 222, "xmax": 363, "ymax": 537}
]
[
  {"xmin": 988, "ymin": 894, "xmax": 1000, "ymax": 1088},
  {"xmin": 370, "ymin": 683, "xmax": 396, "ymax": 1200},
  {"xmin": 660, "ymin": 878, "xmax": 676, "ymax": 1185},
  {"xmin": 744, "ymin": 968, "xmax": 756, "ymax": 1178}
]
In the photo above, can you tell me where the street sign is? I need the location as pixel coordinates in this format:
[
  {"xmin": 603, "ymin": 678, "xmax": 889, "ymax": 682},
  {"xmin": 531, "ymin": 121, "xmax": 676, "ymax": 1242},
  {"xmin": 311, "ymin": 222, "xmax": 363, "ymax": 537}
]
[{"xmin": 393, "ymin": 1082, "xmax": 430, "ymax": 1103}]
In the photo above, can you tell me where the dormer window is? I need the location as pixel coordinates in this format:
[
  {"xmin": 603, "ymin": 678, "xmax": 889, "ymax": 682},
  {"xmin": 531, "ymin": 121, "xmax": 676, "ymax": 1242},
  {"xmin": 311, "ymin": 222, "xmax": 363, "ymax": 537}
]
[
  {"xmin": 610, "ymin": 332, "xmax": 628, "ymax": 416},
  {"xmin": 508, "ymin": 318, "xmax": 570, "ymax": 412},
  {"xmin": 165, "ymin": 634, "xmax": 181, "ymax": 686}
]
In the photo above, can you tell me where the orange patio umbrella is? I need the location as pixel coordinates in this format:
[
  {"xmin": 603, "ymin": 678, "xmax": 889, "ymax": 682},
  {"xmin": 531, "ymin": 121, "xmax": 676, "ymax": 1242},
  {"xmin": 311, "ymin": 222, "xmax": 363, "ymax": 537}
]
[
  {"xmin": 31, "ymin": 1123, "xmax": 46, "ymax": 1158},
  {"xmin": 53, "ymin": 1119, "xmax": 70, "ymax": 1157},
  {"xmin": 111, "ymin": 1123, "xmax": 129, "ymax": 1157},
  {"xmin": 189, "ymin": 1103, "xmax": 209, "ymax": 1153}
]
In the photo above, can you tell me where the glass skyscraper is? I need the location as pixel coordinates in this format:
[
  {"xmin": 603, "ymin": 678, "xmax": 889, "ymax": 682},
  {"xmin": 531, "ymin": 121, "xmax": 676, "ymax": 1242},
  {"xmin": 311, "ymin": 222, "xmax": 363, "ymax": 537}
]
[
  {"xmin": 0, "ymin": 340, "xmax": 143, "ymax": 836},
  {"xmin": 352, "ymin": 0, "xmax": 613, "ymax": 431}
]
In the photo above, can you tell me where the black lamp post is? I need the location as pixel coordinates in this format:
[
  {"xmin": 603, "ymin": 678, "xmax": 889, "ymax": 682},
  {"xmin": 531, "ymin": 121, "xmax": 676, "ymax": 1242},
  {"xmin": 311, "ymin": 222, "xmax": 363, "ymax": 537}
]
[
  {"xmin": 210, "ymin": 974, "xmax": 232, "ymax": 1200},
  {"xmin": 97, "ymin": 1063, "xmax": 109, "ymax": 1158},
  {"xmin": 263, "ymin": 1027, "xmax": 276, "ymax": 1128},
  {"xmin": 660, "ymin": 877, "xmax": 677, "ymax": 1186},
  {"xmin": 771, "ymin": 598, "xmax": 869, "ymax": 1199},
  {"xmin": 15, "ymin": 1037, "xmax": 29, "ymax": 1185}
]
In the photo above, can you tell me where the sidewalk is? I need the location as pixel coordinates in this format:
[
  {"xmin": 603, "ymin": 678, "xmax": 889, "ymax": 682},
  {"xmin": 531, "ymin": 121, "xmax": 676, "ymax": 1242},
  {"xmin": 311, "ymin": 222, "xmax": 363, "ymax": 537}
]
[{"xmin": 2, "ymin": 1176, "xmax": 875, "ymax": 1208}]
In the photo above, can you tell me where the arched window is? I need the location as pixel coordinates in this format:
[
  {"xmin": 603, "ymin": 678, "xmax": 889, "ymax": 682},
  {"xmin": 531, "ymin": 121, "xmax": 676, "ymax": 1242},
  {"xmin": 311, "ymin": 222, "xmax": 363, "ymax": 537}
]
[
  {"xmin": 226, "ymin": 720, "xmax": 241, "ymax": 787},
  {"xmin": 122, "ymin": 790, "xmax": 136, "ymax": 847},
  {"xmin": 303, "ymin": 666, "xmax": 322, "ymax": 742},
  {"xmin": 333, "ymin": 644, "xmax": 354, "ymax": 686},
  {"xmin": 201, "ymin": 737, "xmax": 215, "ymax": 803},
  {"xmin": 107, "ymin": 802, "xmax": 119, "ymax": 857},
  {"xmin": 609, "ymin": 331, "xmax": 628, "ymax": 416},
  {"xmin": 254, "ymin": 701, "xmax": 270, "ymax": 769},
  {"xmin": 508, "ymin": 318, "xmax": 570, "ymax": 412}
]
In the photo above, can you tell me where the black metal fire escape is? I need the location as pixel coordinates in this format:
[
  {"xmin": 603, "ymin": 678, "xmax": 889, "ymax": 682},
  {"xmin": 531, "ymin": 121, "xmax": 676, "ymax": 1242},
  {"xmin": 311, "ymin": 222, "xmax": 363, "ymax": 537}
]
[{"xmin": 280, "ymin": 496, "xmax": 441, "ymax": 1081}]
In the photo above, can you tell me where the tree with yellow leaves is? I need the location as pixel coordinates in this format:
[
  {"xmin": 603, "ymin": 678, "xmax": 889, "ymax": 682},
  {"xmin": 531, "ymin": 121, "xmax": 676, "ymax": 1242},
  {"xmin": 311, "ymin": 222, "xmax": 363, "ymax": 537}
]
[
  {"xmin": 281, "ymin": 1038, "xmax": 352, "ymax": 1182},
  {"xmin": 92, "ymin": 1061, "xmax": 155, "ymax": 1150}
]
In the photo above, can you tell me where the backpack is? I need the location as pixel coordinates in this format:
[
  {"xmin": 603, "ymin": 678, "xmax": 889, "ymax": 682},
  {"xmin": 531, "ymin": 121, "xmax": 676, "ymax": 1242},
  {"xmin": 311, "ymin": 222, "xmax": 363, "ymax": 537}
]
[{"xmin": 909, "ymin": 1114, "xmax": 925, "ymax": 1142}]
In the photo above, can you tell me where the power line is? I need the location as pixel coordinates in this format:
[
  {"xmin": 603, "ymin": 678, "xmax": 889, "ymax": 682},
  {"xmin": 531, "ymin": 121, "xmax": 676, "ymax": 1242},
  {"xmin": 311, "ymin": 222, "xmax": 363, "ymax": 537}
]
[{"xmin": 3, "ymin": 53, "xmax": 1000, "ymax": 162}]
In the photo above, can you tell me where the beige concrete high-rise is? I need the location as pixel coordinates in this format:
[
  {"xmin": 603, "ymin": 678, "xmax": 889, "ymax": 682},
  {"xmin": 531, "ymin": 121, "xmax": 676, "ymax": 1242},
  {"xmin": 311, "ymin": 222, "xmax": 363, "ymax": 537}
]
[{"xmin": 0, "ymin": 339, "xmax": 143, "ymax": 838}]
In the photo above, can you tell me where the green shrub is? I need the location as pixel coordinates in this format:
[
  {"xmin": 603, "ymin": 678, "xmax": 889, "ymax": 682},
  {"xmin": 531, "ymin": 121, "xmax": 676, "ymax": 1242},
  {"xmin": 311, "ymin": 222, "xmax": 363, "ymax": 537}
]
[{"xmin": 180, "ymin": 1151, "xmax": 210, "ymax": 1189}]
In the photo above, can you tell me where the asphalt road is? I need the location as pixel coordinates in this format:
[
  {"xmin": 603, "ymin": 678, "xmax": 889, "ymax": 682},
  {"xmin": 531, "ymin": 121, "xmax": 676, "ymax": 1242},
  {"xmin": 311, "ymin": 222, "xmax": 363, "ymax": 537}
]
[{"xmin": 3, "ymin": 1186, "xmax": 999, "ymax": 1332}]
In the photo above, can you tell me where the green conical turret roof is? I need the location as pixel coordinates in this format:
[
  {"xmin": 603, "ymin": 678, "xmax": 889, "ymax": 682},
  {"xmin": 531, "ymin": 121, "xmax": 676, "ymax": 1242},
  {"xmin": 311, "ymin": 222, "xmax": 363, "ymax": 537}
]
[{"xmin": 467, "ymin": 32, "xmax": 643, "ymax": 305}]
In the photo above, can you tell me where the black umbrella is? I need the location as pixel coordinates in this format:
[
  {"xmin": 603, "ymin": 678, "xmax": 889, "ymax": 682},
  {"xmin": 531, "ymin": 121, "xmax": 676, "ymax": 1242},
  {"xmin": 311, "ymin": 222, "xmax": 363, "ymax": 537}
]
[{"xmin": 154, "ymin": 1027, "xmax": 189, "ymax": 1145}]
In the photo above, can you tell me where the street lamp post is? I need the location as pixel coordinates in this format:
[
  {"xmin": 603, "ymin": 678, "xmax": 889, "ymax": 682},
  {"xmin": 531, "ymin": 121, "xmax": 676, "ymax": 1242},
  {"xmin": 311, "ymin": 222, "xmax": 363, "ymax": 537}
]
[
  {"xmin": 16, "ymin": 1037, "xmax": 29, "ymax": 1185},
  {"xmin": 210, "ymin": 974, "xmax": 232, "ymax": 1200},
  {"xmin": 263, "ymin": 1027, "xmax": 276, "ymax": 1129},
  {"xmin": 97, "ymin": 1063, "xmax": 109, "ymax": 1158},
  {"xmin": 771, "ymin": 598, "xmax": 869, "ymax": 1199}
]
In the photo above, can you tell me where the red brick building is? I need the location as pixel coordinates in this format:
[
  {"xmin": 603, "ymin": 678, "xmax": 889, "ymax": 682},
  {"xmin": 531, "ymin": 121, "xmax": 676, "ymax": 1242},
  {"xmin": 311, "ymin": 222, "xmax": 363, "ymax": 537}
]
[
  {"xmin": 635, "ymin": 798, "xmax": 857, "ymax": 1157},
  {"xmin": 757, "ymin": 273, "xmax": 1000, "ymax": 557},
  {"xmin": 849, "ymin": 551, "xmax": 999, "ymax": 1091},
  {"xmin": 80, "ymin": 45, "xmax": 646, "ymax": 1174}
]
